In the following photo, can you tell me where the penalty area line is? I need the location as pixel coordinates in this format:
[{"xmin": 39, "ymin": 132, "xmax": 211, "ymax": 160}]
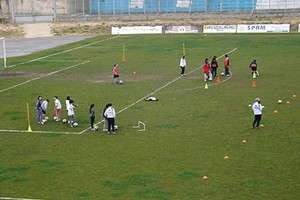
[{"xmin": 78, "ymin": 47, "xmax": 238, "ymax": 134}]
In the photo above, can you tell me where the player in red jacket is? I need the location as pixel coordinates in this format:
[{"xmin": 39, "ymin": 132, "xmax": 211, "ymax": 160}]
[
  {"xmin": 203, "ymin": 58, "xmax": 212, "ymax": 82},
  {"xmin": 223, "ymin": 54, "xmax": 230, "ymax": 76},
  {"xmin": 113, "ymin": 64, "xmax": 123, "ymax": 84}
]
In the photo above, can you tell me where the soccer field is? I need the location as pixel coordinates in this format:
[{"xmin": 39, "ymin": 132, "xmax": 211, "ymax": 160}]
[{"xmin": 0, "ymin": 33, "xmax": 299, "ymax": 200}]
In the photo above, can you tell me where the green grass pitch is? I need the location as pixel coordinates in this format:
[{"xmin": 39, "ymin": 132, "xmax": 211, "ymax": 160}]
[{"xmin": 0, "ymin": 33, "xmax": 299, "ymax": 200}]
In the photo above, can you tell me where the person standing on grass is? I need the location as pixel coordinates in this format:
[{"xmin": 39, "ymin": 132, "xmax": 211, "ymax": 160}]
[
  {"xmin": 113, "ymin": 64, "xmax": 121, "ymax": 84},
  {"xmin": 36, "ymin": 96, "xmax": 43, "ymax": 125},
  {"xmin": 249, "ymin": 59, "xmax": 259, "ymax": 77},
  {"xmin": 67, "ymin": 99, "xmax": 77, "ymax": 127},
  {"xmin": 102, "ymin": 103, "xmax": 110, "ymax": 132},
  {"xmin": 210, "ymin": 56, "xmax": 218, "ymax": 78},
  {"xmin": 90, "ymin": 104, "xmax": 96, "ymax": 131},
  {"xmin": 66, "ymin": 96, "xmax": 71, "ymax": 123},
  {"xmin": 104, "ymin": 103, "xmax": 116, "ymax": 134},
  {"xmin": 252, "ymin": 98, "xmax": 264, "ymax": 129},
  {"xmin": 41, "ymin": 99, "xmax": 49, "ymax": 121},
  {"xmin": 223, "ymin": 54, "xmax": 230, "ymax": 76},
  {"xmin": 54, "ymin": 96, "xmax": 62, "ymax": 121},
  {"xmin": 180, "ymin": 55, "xmax": 186, "ymax": 77}
]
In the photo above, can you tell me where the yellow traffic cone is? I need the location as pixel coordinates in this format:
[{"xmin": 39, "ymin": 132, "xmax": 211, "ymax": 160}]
[
  {"xmin": 252, "ymin": 72, "xmax": 256, "ymax": 78},
  {"xmin": 205, "ymin": 83, "xmax": 208, "ymax": 89},
  {"xmin": 27, "ymin": 125, "xmax": 32, "ymax": 132}
]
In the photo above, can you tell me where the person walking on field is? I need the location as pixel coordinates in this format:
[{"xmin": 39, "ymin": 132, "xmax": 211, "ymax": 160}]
[
  {"xmin": 104, "ymin": 103, "xmax": 116, "ymax": 134},
  {"xmin": 223, "ymin": 54, "xmax": 230, "ymax": 76},
  {"xmin": 252, "ymin": 98, "xmax": 264, "ymax": 129},
  {"xmin": 54, "ymin": 96, "xmax": 62, "ymax": 121},
  {"xmin": 180, "ymin": 55, "xmax": 186, "ymax": 77},
  {"xmin": 249, "ymin": 59, "xmax": 259, "ymax": 77},
  {"xmin": 210, "ymin": 56, "xmax": 218, "ymax": 78},
  {"xmin": 36, "ymin": 96, "xmax": 43, "ymax": 125}
]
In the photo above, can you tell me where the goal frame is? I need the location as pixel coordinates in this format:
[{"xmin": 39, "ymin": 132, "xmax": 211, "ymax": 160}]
[{"xmin": 0, "ymin": 37, "xmax": 7, "ymax": 68}]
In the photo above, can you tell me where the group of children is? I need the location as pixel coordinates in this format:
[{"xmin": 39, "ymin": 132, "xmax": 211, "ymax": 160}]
[
  {"xmin": 36, "ymin": 95, "xmax": 78, "ymax": 127},
  {"xmin": 179, "ymin": 54, "xmax": 231, "ymax": 82},
  {"xmin": 179, "ymin": 54, "xmax": 262, "ymax": 128},
  {"xmin": 180, "ymin": 54, "xmax": 259, "ymax": 81}
]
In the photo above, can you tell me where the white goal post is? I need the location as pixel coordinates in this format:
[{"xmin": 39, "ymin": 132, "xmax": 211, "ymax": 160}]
[{"xmin": 0, "ymin": 37, "xmax": 7, "ymax": 68}]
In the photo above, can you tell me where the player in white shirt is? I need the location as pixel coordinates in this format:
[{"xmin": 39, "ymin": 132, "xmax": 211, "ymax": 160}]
[
  {"xmin": 104, "ymin": 103, "xmax": 116, "ymax": 134},
  {"xmin": 67, "ymin": 99, "xmax": 77, "ymax": 127},
  {"xmin": 252, "ymin": 98, "xmax": 264, "ymax": 128},
  {"xmin": 180, "ymin": 55, "xmax": 186, "ymax": 76},
  {"xmin": 54, "ymin": 96, "xmax": 62, "ymax": 121},
  {"xmin": 41, "ymin": 99, "xmax": 49, "ymax": 121}
]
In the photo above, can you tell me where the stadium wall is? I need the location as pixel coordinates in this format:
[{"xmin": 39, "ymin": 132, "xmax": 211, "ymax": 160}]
[{"xmin": 0, "ymin": 0, "xmax": 299, "ymax": 23}]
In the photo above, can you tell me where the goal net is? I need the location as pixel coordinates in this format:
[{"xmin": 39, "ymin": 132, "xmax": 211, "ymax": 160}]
[{"xmin": 0, "ymin": 37, "xmax": 7, "ymax": 68}]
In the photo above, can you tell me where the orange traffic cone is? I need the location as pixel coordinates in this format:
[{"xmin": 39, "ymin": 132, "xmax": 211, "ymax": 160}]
[
  {"xmin": 216, "ymin": 77, "xmax": 220, "ymax": 83},
  {"xmin": 252, "ymin": 81, "xmax": 257, "ymax": 88}
]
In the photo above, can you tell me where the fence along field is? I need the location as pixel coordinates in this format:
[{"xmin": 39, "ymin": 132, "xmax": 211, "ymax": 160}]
[{"xmin": 0, "ymin": 34, "xmax": 299, "ymax": 200}]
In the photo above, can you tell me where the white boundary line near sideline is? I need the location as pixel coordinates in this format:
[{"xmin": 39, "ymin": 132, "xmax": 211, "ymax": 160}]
[
  {"xmin": 0, "ymin": 197, "xmax": 41, "ymax": 200},
  {"xmin": 78, "ymin": 47, "xmax": 238, "ymax": 134},
  {"xmin": 0, "ymin": 60, "xmax": 90, "ymax": 94},
  {"xmin": 157, "ymin": 72, "xmax": 233, "ymax": 95},
  {"xmin": 5, "ymin": 36, "xmax": 119, "ymax": 69},
  {"xmin": 0, "ymin": 129, "xmax": 79, "ymax": 135}
]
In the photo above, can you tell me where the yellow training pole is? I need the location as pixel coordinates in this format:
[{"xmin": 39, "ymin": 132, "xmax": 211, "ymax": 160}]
[
  {"xmin": 183, "ymin": 42, "xmax": 186, "ymax": 56},
  {"xmin": 122, "ymin": 43, "xmax": 125, "ymax": 62},
  {"xmin": 27, "ymin": 102, "xmax": 32, "ymax": 132}
]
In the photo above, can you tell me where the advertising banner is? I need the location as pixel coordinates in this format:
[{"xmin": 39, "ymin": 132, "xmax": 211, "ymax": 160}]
[
  {"xmin": 237, "ymin": 24, "xmax": 290, "ymax": 33},
  {"xmin": 112, "ymin": 26, "xmax": 162, "ymax": 35},
  {"xmin": 165, "ymin": 26, "xmax": 199, "ymax": 33},
  {"xmin": 203, "ymin": 25, "xmax": 237, "ymax": 33}
]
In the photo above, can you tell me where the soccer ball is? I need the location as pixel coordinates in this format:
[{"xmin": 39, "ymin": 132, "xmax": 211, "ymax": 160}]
[
  {"xmin": 53, "ymin": 116, "xmax": 57, "ymax": 121},
  {"xmin": 221, "ymin": 72, "xmax": 225, "ymax": 76},
  {"xmin": 278, "ymin": 100, "xmax": 283, "ymax": 104},
  {"xmin": 62, "ymin": 119, "xmax": 67, "ymax": 123},
  {"xmin": 73, "ymin": 122, "xmax": 78, "ymax": 127},
  {"xmin": 119, "ymin": 80, "xmax": 123, "ymax": 84},
  {"xmin": 114, "ymin": 125, "xmax": 118, "ymax": 130},
  {"xmin": 93, "ymin": 125, "xmax": 98, "ymax": 131}
]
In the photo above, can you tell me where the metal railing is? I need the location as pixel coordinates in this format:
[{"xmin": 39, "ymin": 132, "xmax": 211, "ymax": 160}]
[{"xmin": 0, "ymin": 0, "xmax": 299, "ymax": 23}]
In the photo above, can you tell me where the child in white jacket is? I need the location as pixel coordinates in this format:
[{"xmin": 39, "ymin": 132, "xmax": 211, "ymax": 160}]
[{"xmin": 252, "ymin": 98, "xmax": 264, "ymax": 128}]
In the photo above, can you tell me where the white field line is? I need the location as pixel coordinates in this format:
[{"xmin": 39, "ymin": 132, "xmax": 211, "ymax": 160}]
[
  {"xmin": 78, "ymin": 47, "xmax": 238, "ymax": 134},
  {"xmin": 156, "ymin": 73, "xmax": 233, "ymax": 95},
  {"xmin": 6, "ymin": 36, "xmax": 119, "ymax": 69},
  {"xmin": 0, "ymin": 129, "xmax": 79, "ymax": 135},
  {"xmin": 0, "ymin": 60, "xmax": 90, "ymax": 94},
  {"xmin": 0, "ymin": 197, "xmax": 41, "ymax": 200},
  {"xmin": 34, "ymin": 59, "xmax": 85, "ymax": 63}
]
